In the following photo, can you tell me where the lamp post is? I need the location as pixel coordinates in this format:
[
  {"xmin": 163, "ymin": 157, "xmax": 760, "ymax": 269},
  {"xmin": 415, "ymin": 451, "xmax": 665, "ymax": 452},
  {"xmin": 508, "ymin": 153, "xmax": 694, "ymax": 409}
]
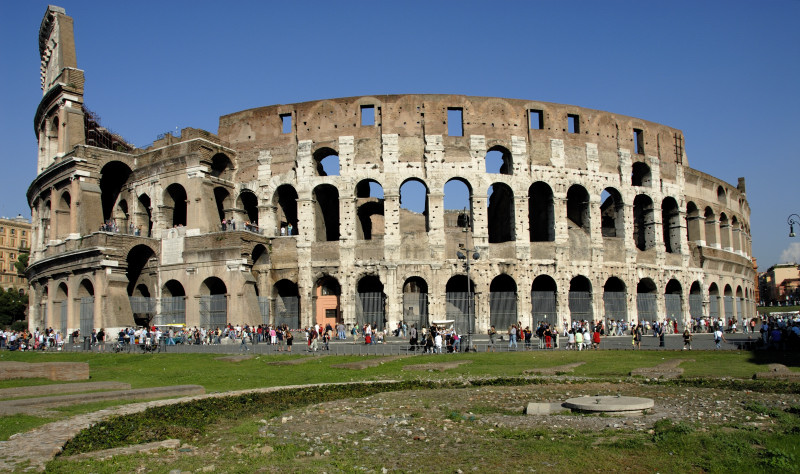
[
  {"xmin": 789, "ymin": 214, "xmax": 800, "ymax": 238},
  {"xmin": 457, "ymin": 209, "xmax": 479, "ymax": 352}
]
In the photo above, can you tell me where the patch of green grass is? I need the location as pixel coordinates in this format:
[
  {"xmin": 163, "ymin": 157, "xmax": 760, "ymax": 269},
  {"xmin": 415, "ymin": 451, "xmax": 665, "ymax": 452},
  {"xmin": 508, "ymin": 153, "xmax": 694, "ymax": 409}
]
[{"xmin": 0, "ymin": 414, "xmax": 55, "ymax": 441}]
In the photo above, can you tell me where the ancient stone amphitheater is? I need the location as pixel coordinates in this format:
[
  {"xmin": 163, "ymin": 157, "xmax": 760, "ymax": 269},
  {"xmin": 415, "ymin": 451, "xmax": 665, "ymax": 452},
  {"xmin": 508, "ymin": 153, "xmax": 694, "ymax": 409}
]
[{"xmin": 26, "ymin": 6, "xmax": 755, "ymax": 337}]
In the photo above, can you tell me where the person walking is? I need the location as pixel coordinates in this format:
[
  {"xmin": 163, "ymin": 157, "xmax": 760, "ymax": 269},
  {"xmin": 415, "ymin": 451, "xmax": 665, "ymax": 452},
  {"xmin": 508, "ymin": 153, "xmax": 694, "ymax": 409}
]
[
  {"xmin": 487, "ymin": 325, "xmax": 497, "ymax": 352},
  {"xmin": 713, "ymin": 327, "xmax": 727, "ymax": 349},
  {"xmin": 682, "ymin": 329, "xmax": 693, "ymax": 350},
  {"xmin": 508, "ymin": 324, "xmax": 518, "ymax": 350}
]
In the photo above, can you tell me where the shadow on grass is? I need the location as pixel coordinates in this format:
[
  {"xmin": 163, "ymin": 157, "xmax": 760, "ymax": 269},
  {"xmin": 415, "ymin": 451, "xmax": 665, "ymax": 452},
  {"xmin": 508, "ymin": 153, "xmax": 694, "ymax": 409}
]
[{"xmin": 746, "ymin": 350, "xmax": 800, "ymax": 369}]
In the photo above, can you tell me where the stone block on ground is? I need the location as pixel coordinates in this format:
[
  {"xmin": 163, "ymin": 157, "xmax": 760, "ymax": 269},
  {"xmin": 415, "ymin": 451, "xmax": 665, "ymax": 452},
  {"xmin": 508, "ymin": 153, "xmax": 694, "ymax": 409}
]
[{"xmin": 0, "ymin": 361, "xmax": 89, "ymax": 381}]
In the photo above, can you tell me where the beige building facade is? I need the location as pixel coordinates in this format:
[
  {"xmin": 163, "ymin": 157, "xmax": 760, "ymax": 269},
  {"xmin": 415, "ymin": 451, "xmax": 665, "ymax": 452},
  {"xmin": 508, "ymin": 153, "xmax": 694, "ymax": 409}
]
[
  {"xmin": 26, "ymin": 6, "xmax": 757, "ymax": 336},
  {"xmin": 0, "ymin": 216, "xmax": 31, "ymax": 292}
]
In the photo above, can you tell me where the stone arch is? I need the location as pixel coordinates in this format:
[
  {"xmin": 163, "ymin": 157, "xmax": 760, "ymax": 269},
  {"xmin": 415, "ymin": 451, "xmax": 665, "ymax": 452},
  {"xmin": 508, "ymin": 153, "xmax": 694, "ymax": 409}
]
[
  {"xmin": 731, "ymin": 216, "xmax": 741, "ymax": 253},
  {"xmin": 209, "ymin": 153, "xmax": 233, "ymax": 180},
  {"xmin": 445, "ymin": 274, "xmax": 476, "ymax": 336},
  {"xmin": 529, "ymin": 182, "xmax": 554, "ymax": 242},
  {"xmin": 55, "ymin": 282, "xmax": 69, "ymax": 334},
  {"xmin": 487, "ymin": 182, "xmax": 515, "ymax": 243},
  {"xmin": 137, "ymin": 193, "xmax": 153, "ymax": 237},
  {"xmin": 77, "ymin": 278, "xmax": 95, "ymax": 337},
  {"xmin": 704, "ymin": 207, "xmax": 717, "ymax": 247},
  {"xmin": 99, "ymin": 161, "xmax": 132, "ymax": 223},
  {"xmin": 719, "ymin": 212, "xmax": 731, "ymax": 250},
  {"xmin": 356, "ymin": 274, "xmax": 386, "ymax": 331},
  {"xmin": 355, "ymin": 179, "xmax": 384, "ymax": 240},
  {"xmin": 569, "ymin": 275, "xmax": 593, "ymax": 322},
  {"xmin": 126, "ymin": 244, "xmax": 156, "ymax": 296},
  {"xmin": 399, "ymin": 178, "xmax": 430, "ymax": 234},
  {"xmin": 273, "ymin": 279, "xmax": 300, "ymax": 328},
  {"xmin": 717, "ymin": 185, "xmax": 727, "ymax": 205},
  {"xmin": 164, "ymin": 183, "xmax": 188, "ymax": 227},
  {"xmin": 708, "ymin": 282, "xmax": 721, "ymax": 321},
  {"xmin": 636, "ymin": 277, "xmax": 658, "ymax": 323},
  {"xmin": 402, "ymin": 276, "xmax": 429, "ymax": 329},
  {"xmin": 723, "ymin": 284, "xmax": 734, "ymax": 324},
  {"xmin": 163, "ymin": 279, "xmax": 186, "ymax": 297},
  {"xmin": 313, "ymin": 184, "xmax": 340, "ymax": 241},
  {"xmin": 600, "ymin": 187, "xmax": 624, "ymax": 238},
  {"xmin": 55, "ymin": 190, "xmax": 71, "ymax": 239},
  {"xmin": 214, "ymin": 187, "xmax": 232, "ymax": 226},
  {"xmin": 314, "ymin": 275, "xmax": 341, "ymax": 327},
  {"xmin": 664, "ymin": 279, "xmax": 683, "ymax": 323},
  {"xmin": 689, "ymin": 281, "xmax": 703, "ymax": 319},
  {"xmin": 686, "ymin": 201, "xmax": 701, "ymax": 243},
  {"xmin": 531, "ymin": 275, "xmax": 557, "ymax": 326},
  {"xmin": 444, "ymin": 177, "xmax": 473, "ymax": 230},
  {"xmin": 566, "ymin": 184, "xmax": 590, "ymax": 234},
  {"xmin": 485, "ymin": 145, "xmax": 512, "ymax": 175},
  {"xmin": 273, "ymin": 184, "xmax": 298, "ymax": 236},
  {"xmin": 489, "ymin": 274, "xmax": 518, "ymax": 330},
  {"xmin": 603, "ymin": 276, "xmax": 627, "ymax": 325},
  {"xmin": 632, "ymin": 162, "xmax": 652, "ymax": 187},
  {"xmin": 313, "ymin": 147, "xmax": 340, "ymax": 176},
  {"xmin": 633, "ymin": 194, "xmax": 655, "ymax": 250},
  {"xmin": 237, "ymin": 189, "xmax": 259, "ymax": 227},
  {"xmin": 662, "ymin": 196, "xmax": 681, "ymax": 253}
]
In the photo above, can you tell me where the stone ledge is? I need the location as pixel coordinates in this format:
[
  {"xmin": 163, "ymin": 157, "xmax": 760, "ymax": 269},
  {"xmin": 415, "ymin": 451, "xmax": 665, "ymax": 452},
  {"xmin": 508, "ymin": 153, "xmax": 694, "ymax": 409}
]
[{"xmin": 0, "ymin": 362, "xmax": 89, "ymax": 381}]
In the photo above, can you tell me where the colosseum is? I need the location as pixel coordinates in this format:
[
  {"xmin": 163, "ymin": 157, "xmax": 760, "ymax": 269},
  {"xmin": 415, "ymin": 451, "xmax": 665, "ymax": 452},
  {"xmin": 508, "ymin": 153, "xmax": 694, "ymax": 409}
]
[{"xmin": 26, "ymin": 6, "xmax": 756, "ymax": 338}]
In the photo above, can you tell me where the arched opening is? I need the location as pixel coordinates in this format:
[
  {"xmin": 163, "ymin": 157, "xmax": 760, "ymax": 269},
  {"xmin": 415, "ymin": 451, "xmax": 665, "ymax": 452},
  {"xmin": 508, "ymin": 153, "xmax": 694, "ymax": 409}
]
[
  {"xmin": 273, "ymin": 279, "xmax": 300, "ymax": 328},
  {"xmin": 209, "ymin": 153, "xmax": 233, "ymax": 180},
  {"xmin": 485, "ymin": 146, "xmax": 512, "ymax": 175},
  {"xmin": 665, "ymin": 279, "xmax": 683, "ymax": 326},
  {"xmin": 55, "ymin": 191, "xmax": 71, "ymax": 239},
  {"xmin": 356, "ymin": 179, "xmax": 384, "ymax": 240},
  {"xmin": 444, "ymin": 178, "xmax": 473, "ymax": 237},
  {"xmin": 731, "ymin": 217, "xmax": 741, "ymax": 253},
  {"xmin": 662, "ymin": 197, "xmax": 681, "ymax": 253},
  {"xmin": 446, "ymin": 275, "xmax": 476, "ymax": 337},
  {"xmin": 600, "ymin": 188, "xmax": 624, "ymax": 238},
  {"xmin": 528, "ymin": 182, "xmax": 554, "ymax": 242},
  {"xmin": 164, "ymin": 183, "xmax": 188, "ymax": 227},
  {"xmin": 399, "ymin": 179, "xmax": 430, "ymax": 234},
  {"xmin": 356, "ymin": 275, "xmax": 385, "ymax": 331},
  {"xmin": 200, "ymin": 277, "xmax": 227, "ymax": 328},
  {"xmin": 723, "ymin": 284, "xmax": 734, "ymax": 327},
  {"xmin": 566, "ymin": 185, "xmax": 590, "ymax": 234},
  {"xmin": 704, "ymin": 207, "xmax": 717, "ymax": 247},
  {"xmin": 736, "ymin": 286, "xmax": 745, "ymax": 328},
  {"xmin": 161, "ymin": 280, "xmax": 186, "ymax": 325},
  {"xmin": 114, "ymin": 199, "xmax": 130, "ymax": 233},
  {"xmin": 569, "ymin": 275, "xmax": 593, "ymax": 322},
  {"xmin": 274, "ymin": 185, "xmax": 298, "ymax": 236},
  {"xmin": 238, "ymin": 190, "xmax": 259, "ymax": 230},
  {"xmin": 313, "ymin": 147, "xmax": 340, "ymax": 176},
  {"xmin": 77, "ymin": 279, "xmax": 95, "ymax": 338},
  {"xmin": 315, "ymin": 275, "xmax": 341, "ymax": 327},
  {"xmin": 402, "ymin": 277, "xmax": 429, "ymax": 330},
  {"xmin": 313, "ymin": 184, "xmax": 340, "ymax": 241},
  {"xmin": 603, "ymin": 277, "xmax": 627, "ymax": 328},
  {"xmin": 716, "ymin": 186, "xmax": 726, "ymax": 205},
  {"xmin": 489, "ymin": 274, "xmax": 518, "ymax": 330},
  {"xmin": 633, "ymin": 194, "xmax": 655, "ymax": 251},
  {"xmin": 127, "ymin": 244, "xmax": 157, "ymax": 326},
  {"xmin": 56, "ymin": 282, "xmax": 68, "ymax": 335},
  {"xmin": 708, "ymin": 282, "xmax": 721, "ymax": 323},
  {"xmin": 487, "ymin": 183, "xmax": 515, "ymax": 243},
  {"xmin": 686, "ymin": 201, "xmax": 701, "ymax": 243},
  {"xmin": 531, "ymin": 275, "xmax": 557, "ymax": 327},
  {"xmin": 100, "ymin": 161, "xmax": 132, "ymax": 224},
  {"xmin": 719, "ymin": 213, "xmax": 731, "ymax": 250},
  {"xmin": 137, "ymin": 194, "xmax": 152, "ymax": 237},
  {"xmin": 689, "ymin": 281, "xmax": 703, "ymax": 320},
  {"xmin": 631, "ymin": 162, "xmax": 652, "ymax": 187},
  {"xmin": 214, "ymin": 187, "xmax": 231, "ymax": 227},
  {"xmin": 636, "ymin": 278, "xmax": 658, "ymax": 323}
]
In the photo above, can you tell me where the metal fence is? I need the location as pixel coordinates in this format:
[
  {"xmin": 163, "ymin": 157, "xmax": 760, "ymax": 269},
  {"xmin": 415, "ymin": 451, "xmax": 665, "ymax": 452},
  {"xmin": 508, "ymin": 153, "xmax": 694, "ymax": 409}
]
[
  {"xmin": 709, "ymin": 296, "xmax": 720, "ymax": 319},
  {"xmin": 568, "ymin": 291, "xmax": 593, "ymax": 321},
  {"xmin": 356, "ymin": 292, "xmax": 386, "ymax": 331},
  {"xmin": 59, "ymin": 301, "xmax": 67, "ymax": 335},
  {"xmin": 724, "ymin": 296, "xmax": 734, "ymax": 320},
  {"xmin": 531, "ymin": 291, "xmax": 556, "ymax": 324},
  {"xmin": 490, "ymin": 292, "xmax": 517, "ymax": 330},
  {"xmin": 402, "ymin": 293, "xmax": 428, "ymax": 330},
  {"xmin": 736, "ymin": 297, "xmax": 744, "ymax": 325},
  {"xmin": 636, "ymin": 293, "xmax": 658, "ymax": 322},
  {"xmin": 603, "ymin": 292, "xmax": 627, "ymax": 322},
  {"xmin": 274, "ymin": 295, "xmax": 299, "ymax": 328},
  {"xmin": 258, "ymin": 297, "xmax": 270, "ymax": 325},
  {"xmin": 664, "ymin": 294, "xmax": 683, "ymax": 320},
  {"xmin": 200, "ymin": 295, "xmax": 227, "ymax": 328},
  {"xmin": 445, "ymin": 292, "xmax": 475, "ymax": 336},
  {"xmin": 689, "ymin": 294, "xmax": 703, "ymax": 318},
  {"xmin": 158, "ymin": 297, "xmax": 186, "ymax": 325},
  {"xmin": 130, "ymin": 297, "xmax": 156, "ymax": 321},
  {"xmin": 80, "ymin": 297, "xmax": 94, "ymax": 336}
]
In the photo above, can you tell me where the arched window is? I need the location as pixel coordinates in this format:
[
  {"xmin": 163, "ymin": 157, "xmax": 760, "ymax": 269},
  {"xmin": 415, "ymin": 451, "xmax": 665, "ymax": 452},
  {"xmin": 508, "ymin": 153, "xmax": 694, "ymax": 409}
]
[
  {"xmin": 531, "ymin": 275, "xmax": 557, "ymax": 326},
  {"xmin": 632, "ymin": 162, "xmax": 651, "ymax": 187},
  {"xmin": 313, "ymin": 184, "xmax": 340, "ymax": 241},
  {"xmin": 633, "ymin": 194, "xmax": 655, "ymax": 251},
  {"xmin": 274, "ymin": 185, "xmax": 298, "ymax": 236},
  {"xmin": 357, "ymin": 275, "xmax": 385, "ymax": 331},
  {"xmin": 529, "ymin": 182, "xmax": 554, "ymax": 242},
  {"xmin": 403, "ymin": 277, "xmax": 429, "ymax": 329},
  {"xmin": 485, "ymin": 146, "xmax": 512, "ymax": 175},
  {"xmin": 569, "ymin": 276, "xmax": 593, "ymax": 322},
  {"xmin": 566, "ymin": 185, "xmax": 590, "ymax": 234},
  {"xmin": 662, "ymin": 197, "xmax": 681, "ymax": 253},
  {"xmin": 489, "ymin": 274, "xmax": 518, "ymax": 329},
  {"xmin": 164, "ymin": 183, "xmax": 188, "ymax": 227},
  {"xmin": 399, "ymin": 178, "xmax": 430, "ymax": 234},
  {"xmin": 487, "ymin": 183, "xmax": 515, "ymax": 243},
  {"xmin": 600, "ymin": 188, "xmax": 624, "ymax": 238},
  {"xmin": 356, "ymin": 179, "xmax": 384, "ymax": 240},
  {"xmin": 313, "ymin": 147, "xmax": 340, "ymax": 176}
]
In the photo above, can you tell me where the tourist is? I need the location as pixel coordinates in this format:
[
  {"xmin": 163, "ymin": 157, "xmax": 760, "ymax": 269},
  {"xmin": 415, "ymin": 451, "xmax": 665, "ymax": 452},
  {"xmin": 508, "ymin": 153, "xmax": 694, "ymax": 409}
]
[
  {"xmin": 487, "ymin": 325, "xmax": 496, "ymax": 352},
  {"xmin": 682, "ymin": 329, "xmax": 692, "ymax": 350},
  {"xmin": 508, "ymin": 324, "xmax": 518, "ymax": 350},
  {"xmin": 713, "ymin": 326, "xmax": 727, "ymax": 349}
]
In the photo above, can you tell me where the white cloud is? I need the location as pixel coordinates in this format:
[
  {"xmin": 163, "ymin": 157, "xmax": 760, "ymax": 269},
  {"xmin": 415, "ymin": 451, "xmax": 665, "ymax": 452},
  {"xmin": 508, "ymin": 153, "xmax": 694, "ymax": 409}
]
[{"xmin": 779, "ymin": 242, "xmax": 800, "ymax": 264}]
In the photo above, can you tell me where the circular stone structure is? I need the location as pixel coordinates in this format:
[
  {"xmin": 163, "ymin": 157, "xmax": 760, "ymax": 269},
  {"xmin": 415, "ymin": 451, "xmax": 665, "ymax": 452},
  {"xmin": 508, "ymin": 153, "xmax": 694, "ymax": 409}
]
[
  {"xmin": 563, "ymin": 395, "xmax": 654, "ymax": 415},
  {"xmin": 25, "ymin": 6, "xmax": 757, "ymax": 338}
]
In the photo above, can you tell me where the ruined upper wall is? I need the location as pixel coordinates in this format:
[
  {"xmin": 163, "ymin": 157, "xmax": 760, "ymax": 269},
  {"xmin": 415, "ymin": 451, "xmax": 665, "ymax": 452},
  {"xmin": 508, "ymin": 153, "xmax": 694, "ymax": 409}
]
[{"xmin": 219, "ymin": 94, "xmax": 688, "ymax": 179}]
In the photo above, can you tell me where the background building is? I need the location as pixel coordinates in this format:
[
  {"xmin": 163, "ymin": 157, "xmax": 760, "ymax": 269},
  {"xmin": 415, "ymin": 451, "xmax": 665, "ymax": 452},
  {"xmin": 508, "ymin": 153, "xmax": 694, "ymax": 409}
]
[
  {"xmin": 0, "ymin": 215, "xmax": 31, "ymax": 292},
  {"xmin": 759, "ymin": 263, "xmax": 800, "ymax": 306},
  {"xmin": 26, "ymin": 6, "xmax": 757, "ymax": 336}
]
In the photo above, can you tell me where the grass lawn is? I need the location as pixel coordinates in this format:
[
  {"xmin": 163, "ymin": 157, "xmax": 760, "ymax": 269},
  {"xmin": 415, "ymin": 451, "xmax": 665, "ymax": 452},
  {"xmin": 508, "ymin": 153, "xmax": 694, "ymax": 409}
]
[{"xmin": 1, "ymin": 349, "xmax": 799, "ymax": 472}]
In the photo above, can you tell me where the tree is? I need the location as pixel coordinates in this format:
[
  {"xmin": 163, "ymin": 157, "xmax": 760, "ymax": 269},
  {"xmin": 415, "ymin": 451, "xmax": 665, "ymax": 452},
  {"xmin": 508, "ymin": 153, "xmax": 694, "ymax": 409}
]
[
  {"xmin": 14, "ymin": 252, "xmax": 28, "ymax": 275},
  {"xmin": 0, "ymin": 288, "xmax": 26, "ymax": 327}
]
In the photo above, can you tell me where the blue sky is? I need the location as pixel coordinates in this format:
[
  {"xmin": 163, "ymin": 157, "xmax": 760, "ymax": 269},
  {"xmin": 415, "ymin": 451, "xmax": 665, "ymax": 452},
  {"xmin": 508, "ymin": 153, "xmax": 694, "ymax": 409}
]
[{"xmin": 1, "ymin": 1, "xmax": 798, "ymax": 270}]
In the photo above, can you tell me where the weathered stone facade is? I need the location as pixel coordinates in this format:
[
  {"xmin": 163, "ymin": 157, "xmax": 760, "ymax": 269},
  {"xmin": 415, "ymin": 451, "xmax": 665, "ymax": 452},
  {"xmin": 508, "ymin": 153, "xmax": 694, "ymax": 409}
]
[{"xmin": 26, "ymin": 6, "xmax": 756, "ymax": 336}]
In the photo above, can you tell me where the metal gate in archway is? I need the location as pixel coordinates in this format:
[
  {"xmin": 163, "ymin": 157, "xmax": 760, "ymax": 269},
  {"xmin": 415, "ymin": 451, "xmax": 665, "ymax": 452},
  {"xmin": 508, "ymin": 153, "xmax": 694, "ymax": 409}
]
[
  {"xmin": 402, "ymin": 293, "xmax": 428, "ymax": 330},
  {"xmin": 273, "ymin": 295, "xmax": 299, "ymax": 328},
  {"xmin": 568, "ymin": 292, "xmax": 593, "ymax": 322},
  {"xmin": 159, "ymin": 297, "xmax": 186, "ymax": 325},
  {"xmin": 490, "ymin": 292, "xmax": 517, "ymax": 330},
  {"xmin": 356, "ymin": 292, "xmax": 386, "ymax": 332},
  {"xmin": 664, "ymin": 294, "xmax": 683, "ymax": 324},
  {"xmin": 531, "ymin": 291, "xmax": 557, "ymax": 327},
  {"xmin": 79, "ymin": 297, "xmax": 94, "ymax": 337},
  {"xmin": 689, "ymin": 294, "xmax": 703, "ymax": 319},
  {"xmin": 636, "ymin": 293, "xmax": 658, "ymax": 322},
  {"xmin": 258, "ymin": 296, "xmax": 270, "ymax": 325},
  {"xmin": 200, "ymin": 295, "xmax": 227, "ymax": 329},
  {"xmin": 59, "ymin": 301, "xmax": 68, "ymax": 335},
  {"xmin": 446, "ymin": 292, "xmax": 475, "ymax": 336},
  {"xmin": 603, "ymin": 291, "xmax": 627, "ymax": 324}
]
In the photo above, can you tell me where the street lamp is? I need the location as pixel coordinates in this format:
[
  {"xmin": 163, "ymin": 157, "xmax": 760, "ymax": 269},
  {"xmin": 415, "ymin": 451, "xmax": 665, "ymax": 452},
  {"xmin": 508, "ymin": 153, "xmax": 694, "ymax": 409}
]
[
  {"xmin": 789, "ymin": 214, "xmax": 800, "ymax": 238},
  {"xmin": 457, "ymin": 209, "xmax": 479, "ymax": 352}
]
